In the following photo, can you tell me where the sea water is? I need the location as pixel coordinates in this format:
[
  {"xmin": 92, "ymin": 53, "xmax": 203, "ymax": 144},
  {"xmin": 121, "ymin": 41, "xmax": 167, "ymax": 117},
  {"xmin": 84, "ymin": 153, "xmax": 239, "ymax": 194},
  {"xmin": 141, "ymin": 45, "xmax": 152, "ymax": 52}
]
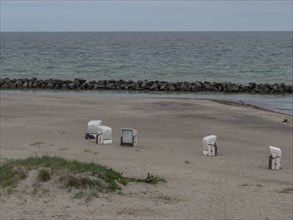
[{"xmin": 0, "ymin": 32, "xmax": 292, "ymax": 114}]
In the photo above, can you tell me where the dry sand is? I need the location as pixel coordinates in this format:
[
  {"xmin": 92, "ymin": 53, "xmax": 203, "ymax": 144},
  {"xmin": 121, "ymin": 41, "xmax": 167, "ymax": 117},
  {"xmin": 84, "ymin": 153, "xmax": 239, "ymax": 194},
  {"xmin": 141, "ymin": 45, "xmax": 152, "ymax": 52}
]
[{"xmin": 0, "ymin": 93, "xmax": 292, "ymax": 220}]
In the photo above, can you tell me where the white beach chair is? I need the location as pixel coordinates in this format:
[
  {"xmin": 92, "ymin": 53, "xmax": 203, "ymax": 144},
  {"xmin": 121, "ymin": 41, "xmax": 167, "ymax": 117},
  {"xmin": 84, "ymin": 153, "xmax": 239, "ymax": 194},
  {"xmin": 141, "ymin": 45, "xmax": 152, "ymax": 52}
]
[
  {"xmin": 202, "ymin": 135, "xmax": 217, "ymax": 156},
  {"xmin": 96, "ymin": 125, "xmax": 112, "ymax": 145},
  {"xmin": 269, "ymin": 146, "xmax": 282, "ymax": 170},
  {"xmin": 120, "ymin": 128, "xmax": 137, "ymax": 147},
  {"xmin": 85, "ymin": 120, "xmax": 102, "ymax": 139}
]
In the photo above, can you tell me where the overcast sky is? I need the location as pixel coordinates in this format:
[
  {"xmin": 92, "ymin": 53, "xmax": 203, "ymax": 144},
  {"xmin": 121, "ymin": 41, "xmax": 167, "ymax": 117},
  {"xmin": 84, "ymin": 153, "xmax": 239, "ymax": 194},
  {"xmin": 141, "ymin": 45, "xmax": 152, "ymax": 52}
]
[{"xmin": 1, "ymin": 0, "xmax": 292, "ymax": 31}]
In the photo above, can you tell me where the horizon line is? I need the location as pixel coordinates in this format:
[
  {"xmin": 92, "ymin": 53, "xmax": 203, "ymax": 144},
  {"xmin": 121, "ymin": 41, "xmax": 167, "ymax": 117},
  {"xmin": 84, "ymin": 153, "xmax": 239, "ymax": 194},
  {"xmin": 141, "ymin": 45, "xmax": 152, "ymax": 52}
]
[{"xmin": 1, "ymin": 30, "xmax": 292, "ymax": 33}]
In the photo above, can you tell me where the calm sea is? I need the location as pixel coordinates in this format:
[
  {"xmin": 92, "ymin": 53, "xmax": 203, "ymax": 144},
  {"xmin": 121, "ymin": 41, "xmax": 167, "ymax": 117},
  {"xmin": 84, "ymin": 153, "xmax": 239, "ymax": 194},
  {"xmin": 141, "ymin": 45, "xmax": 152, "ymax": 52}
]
[
  {"xmin": 1, "ymin": 32, "xmax": 292, "ymax": 83},
  {"xmin": 0, "ymin": 32, "xmax": 292, "ymax": 114}
]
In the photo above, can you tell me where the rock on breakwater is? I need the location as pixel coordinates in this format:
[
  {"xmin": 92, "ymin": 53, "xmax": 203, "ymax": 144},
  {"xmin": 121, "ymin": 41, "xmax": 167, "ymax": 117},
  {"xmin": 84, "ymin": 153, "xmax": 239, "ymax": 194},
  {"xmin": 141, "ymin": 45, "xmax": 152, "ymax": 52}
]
[{"xmin": 0, "ymin": 78, "xmax": 292, "ymax": 94}]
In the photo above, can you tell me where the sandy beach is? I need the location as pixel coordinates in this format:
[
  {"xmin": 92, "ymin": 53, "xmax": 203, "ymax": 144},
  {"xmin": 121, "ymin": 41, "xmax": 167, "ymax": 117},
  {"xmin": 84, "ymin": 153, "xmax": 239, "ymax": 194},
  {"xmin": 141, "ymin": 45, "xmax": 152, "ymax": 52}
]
[{"xmin": 1, "ymin": 92, "xmax": 292, "ymax": 220}]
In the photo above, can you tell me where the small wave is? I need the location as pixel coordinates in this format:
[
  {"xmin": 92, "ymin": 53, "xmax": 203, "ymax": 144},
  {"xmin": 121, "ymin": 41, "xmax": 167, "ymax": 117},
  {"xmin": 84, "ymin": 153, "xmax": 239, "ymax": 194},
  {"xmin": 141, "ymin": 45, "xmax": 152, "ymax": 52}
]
[{"xmin": 45, "ymin": 66, "xmax": 59, "ymax": 69}]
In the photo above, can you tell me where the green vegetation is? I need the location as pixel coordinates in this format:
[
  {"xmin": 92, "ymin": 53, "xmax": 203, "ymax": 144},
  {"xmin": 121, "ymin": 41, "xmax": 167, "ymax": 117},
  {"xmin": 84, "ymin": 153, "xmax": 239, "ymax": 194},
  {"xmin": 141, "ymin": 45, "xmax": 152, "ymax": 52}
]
[
  {"xmin": 38, "ymin": 169, "xmax": 51, "ymax": 182},
  {"xmin": 73, "ymin": 191, "xmax": 99, "ymax": 202},
  {"xmin": 0, "ymin": 155, "xmax": 127, "ymax": 191},
  {"xmin": 84, "ymin": 149, "xmax": 99, "ymax": 155},
  {"xmin": 57, "ymin": 147, "xmax": 69, "ymax": 151},
  {"xmin": 278, "ymin": 186, "xmax": 293, "ymax": 194},
  {"xmin": 0, "ymin": 156, "xmax": 166, "ymax": 200},
  {"xmin": 127, "ymin": 173, "xmax": 166, "ymax": 185},
  {"xmin": 30, "ymin": 141, "xmax": 45, "ymax": 147},
  {"xmin": 240, "ymin": 183, "xmax": 251, "ymax": 187}
]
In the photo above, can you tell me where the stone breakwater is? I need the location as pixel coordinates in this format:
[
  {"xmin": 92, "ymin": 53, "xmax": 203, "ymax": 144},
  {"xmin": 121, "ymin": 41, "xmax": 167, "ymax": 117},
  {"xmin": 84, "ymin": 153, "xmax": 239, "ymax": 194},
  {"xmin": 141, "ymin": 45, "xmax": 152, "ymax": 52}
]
[{"xmin": 1, "ymin": 78, "xmax": 292, "ymax": 94}]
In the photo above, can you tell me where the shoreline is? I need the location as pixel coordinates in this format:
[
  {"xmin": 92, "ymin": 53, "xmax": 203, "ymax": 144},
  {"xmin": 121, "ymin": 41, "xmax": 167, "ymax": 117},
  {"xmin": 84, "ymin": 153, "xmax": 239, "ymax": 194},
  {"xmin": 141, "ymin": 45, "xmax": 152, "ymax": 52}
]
[{"xmin": 1, "ymin": 89, "xmax": 292, "ymax": 115}]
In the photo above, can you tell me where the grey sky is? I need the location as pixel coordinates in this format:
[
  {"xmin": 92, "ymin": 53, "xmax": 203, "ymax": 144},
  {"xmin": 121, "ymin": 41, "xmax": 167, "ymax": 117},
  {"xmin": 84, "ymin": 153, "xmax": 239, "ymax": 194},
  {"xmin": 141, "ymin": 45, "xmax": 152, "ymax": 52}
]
[{"xmin": 1, "ymin": 1, "xmax": 292, "ymax": 31}]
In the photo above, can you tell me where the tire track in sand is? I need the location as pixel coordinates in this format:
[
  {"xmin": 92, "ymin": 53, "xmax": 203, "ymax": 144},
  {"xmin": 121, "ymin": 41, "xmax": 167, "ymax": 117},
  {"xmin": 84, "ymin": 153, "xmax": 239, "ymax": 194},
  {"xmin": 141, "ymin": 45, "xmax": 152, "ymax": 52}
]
[{"xmin": 207, "ymin": 174, "xmax": 229, "ymax": 220}]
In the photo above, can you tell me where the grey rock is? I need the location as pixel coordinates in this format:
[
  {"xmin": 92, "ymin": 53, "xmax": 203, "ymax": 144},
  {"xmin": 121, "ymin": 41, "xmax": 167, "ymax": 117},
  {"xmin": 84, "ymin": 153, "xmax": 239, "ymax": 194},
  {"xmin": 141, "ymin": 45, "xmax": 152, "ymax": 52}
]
[
  {"xmin": 67, "ymin": 83, "xmax": 75, "ymax": 89},
  {"xmin": 150, "ymin": 83, "xmax": 158, "ymax": 90},
  {"xmin": 32, "ymin": 82, "xmax": 38, "ymax": 88},
  {"xmin": 87, "ymin": 83, "xmax": 94, "ymax": 90},
  {"xmin": 93, "ymin": 84, "xmax": 99, "ymax": 89},
  {"xmin": 16, "ymin": 80, "xmax": 23, "ymax": 87},
  {"xmin": 168, "ymin": 85, "xmax": 176, "ymax": 91},
  {"xmin": 204, "ymin": 83, "xmax": 214, "ymax": 91},
  {"xmin": 106, "ymin": 83, "xmax": 114, "ymax": 89},
  {"xmin": 28, "ymin": 81, "xmax": 33, "ymax": 88},
  {"xmin": 81, "ymin": 82, "xmax": 88, "ymax": 89},
  {"xmin": 2, "ymin": 82, "xmax": 10, "ymax": 88},
  {"xmin": 74, "ymin": 78, "xmax": 86, "ymax": 84},
  {"xmin": 53, "ymin": 84, "xmax": 60, "ymax": 89},
  {"xmin": 141, "ymin": 81, "xmax": 148, "ymax": 88},
  {"xmin": 46, "ymin": 82, "xmax": 55, "ymax": 89},
  {"xmin": 160, "ymin": 83, "xmax": 168, "ymax": 90}
]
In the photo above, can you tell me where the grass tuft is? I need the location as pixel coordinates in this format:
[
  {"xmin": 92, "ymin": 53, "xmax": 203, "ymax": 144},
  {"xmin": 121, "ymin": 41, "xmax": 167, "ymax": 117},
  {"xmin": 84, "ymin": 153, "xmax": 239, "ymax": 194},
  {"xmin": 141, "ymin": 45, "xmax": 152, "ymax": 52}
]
[
  {"xmin": 127, "ymin": 173, "xmax": 166, "ymax": 185},
  {"xmin": 73, "ymin": 190, "xmax": 99, "ymax": 201},
  {"xmin": 30, "ymin": 142, "xmax": 45, "ymax": 147},
  {"xmin": 278, "ymin": 186, "xmax": 293, "ymax": 194},
  {"xmin": 240, "ymin": 183, "xmax": 251, "ymax": 187},
  {"xmin": 38, "ymin": 169, "xmax": 51, "ymax": 182}
]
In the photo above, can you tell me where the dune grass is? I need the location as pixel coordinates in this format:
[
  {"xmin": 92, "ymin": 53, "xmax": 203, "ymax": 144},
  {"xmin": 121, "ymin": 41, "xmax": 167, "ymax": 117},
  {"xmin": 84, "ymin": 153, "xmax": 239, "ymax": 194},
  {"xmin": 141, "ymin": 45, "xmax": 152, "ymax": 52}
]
[
  {"xmin": 127, "ymin": 173, "xmax": 166, "ymax": 185},
  {"xmin": 0, "ymin": 155, "xmax": 165, "ymax": 200},
  {"xmin": 278, "ymin": 186, "xmax": 293, "ymax": 194},
  {"xmin": 38, "ymin": 169, "xmax": 51, "ymax": 182},
  {"xmin": 0, "ymin": 155, "xmax": 127, "ymax": 191}
]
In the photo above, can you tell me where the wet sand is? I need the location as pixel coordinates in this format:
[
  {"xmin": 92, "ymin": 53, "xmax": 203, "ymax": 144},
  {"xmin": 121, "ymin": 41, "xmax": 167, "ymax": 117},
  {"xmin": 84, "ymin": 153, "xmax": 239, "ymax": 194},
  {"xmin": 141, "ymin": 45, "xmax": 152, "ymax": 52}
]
[{"xmin": 1, "ymin": 93, "xmax": 292, "ymax": 220}]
